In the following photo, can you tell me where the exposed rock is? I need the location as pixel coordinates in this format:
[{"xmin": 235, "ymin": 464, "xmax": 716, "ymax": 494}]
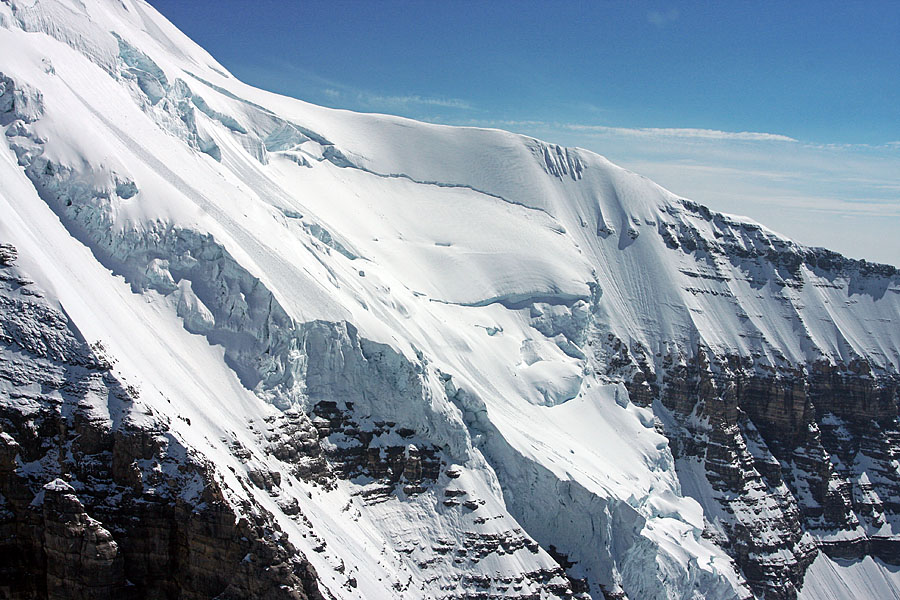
[
  {"xmin": 0, "ymin": 257, "xmax": 325, "ymax": 600},
  {"xmin": 619, "ymin": 344, "xmax": 900, "ymax": 599},
  {"xmin": 0, "ymin": 245, "xmax": 16, "ymax": 267}
]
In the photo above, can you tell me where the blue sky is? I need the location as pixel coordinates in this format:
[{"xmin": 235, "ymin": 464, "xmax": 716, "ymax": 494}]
[{"xmin": 147, "ymin": 0, "xmax": 900, "ymax": 265}]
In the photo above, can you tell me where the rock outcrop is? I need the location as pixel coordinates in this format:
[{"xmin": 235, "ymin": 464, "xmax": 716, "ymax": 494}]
[
  {"xmin": 0, "ymin": 248, "xmax": 324, "ymax": 600},
  {"xmin": 612, "ymin": 307, "xmax": 900, "ymax": 597}
]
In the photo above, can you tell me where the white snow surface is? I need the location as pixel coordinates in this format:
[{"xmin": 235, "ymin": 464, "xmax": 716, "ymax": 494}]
[
  {"xmin": 1, "ymin": 1, "xmax": 898, "ymax": 598},
  {"xmin": 799, "ymin": 554, "xmax": 900, "ymax": 600}
]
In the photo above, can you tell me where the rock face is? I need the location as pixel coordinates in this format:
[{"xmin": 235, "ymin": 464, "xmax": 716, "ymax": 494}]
[
  {"xmin": 609, "ymin": 226, "xmax": 900, "ymax": 599},
  {"xmin": 0, "ymin": 251, "xmax": 323, "ymax": 600},
  {"xmin": 36, "ymin": 478, "xmax": 123, "ymax": 600},
  {"xmin": 625, "ymin": 351, "xmax": 900, "ymax": 599}
]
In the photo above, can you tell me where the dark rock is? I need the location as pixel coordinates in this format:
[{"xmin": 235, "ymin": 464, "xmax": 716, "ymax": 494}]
[
  {"xmin": 0, "ymin": 258, "xmax": 325, "ymax": 600},
  {"xmin": 0, "ymin": 244, "xmax": 16, "ymax": 267}
]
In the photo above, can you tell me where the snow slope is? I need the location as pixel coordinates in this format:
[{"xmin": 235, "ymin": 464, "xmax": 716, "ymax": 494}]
[
  {"xmin": 799, "ymin": 554, "xmax": 900, "ymax": 600},
  {"xmin": 1, "ymin": 1, "xmax": 898, "ymax": 598}
]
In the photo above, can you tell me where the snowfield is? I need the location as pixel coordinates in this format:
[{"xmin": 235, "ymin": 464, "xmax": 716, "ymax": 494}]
[{"xmin": 1, "ymin": 1, "xmax": 898, "ymax": 599}]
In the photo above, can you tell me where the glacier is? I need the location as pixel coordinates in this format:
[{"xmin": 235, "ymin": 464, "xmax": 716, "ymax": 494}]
[{"xmin": 0, "ymin": 1, "xmax": 898, "ymax": 599}]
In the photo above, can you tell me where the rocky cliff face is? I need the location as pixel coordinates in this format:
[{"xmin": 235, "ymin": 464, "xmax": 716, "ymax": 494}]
[
  {"xmin": 0, "ymin": 249, "xmax": 323, "ymax": 600},
  {"xmin": 623, "ymin": 350, "xmax": 900, "ymax": 599},
  {"xmin": 607, "ymin": 208, "xmax": 900, "ymax": 599}
]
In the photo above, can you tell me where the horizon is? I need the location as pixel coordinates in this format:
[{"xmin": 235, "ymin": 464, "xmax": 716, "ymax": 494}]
[{"xmin": 147, "ymin": 0, "xmax": 900, "ymax": 266}]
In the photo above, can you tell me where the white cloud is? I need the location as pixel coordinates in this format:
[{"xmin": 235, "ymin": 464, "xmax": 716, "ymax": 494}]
[
  {"xmin": 647, "ymin": 8, "xmax": 679, "ymax": 28},
  {"xmin": 562, "ymin": 123, "xmax": 798, "ymax": 142},
  {"xmin": 359, "ymin": 93, "xmax": 472, "ymax": 110},
  {"xmin": 450, "ymin": 118, "xmax": 796, "ymax": 143},
  {"xmin": 251, "ymin": 61, "xmax": 474, "ymax": 112}
]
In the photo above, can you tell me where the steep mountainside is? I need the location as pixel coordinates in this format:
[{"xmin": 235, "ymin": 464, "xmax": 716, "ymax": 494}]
[{"xmin": 0, "ymin": 1, "xmax": 898, "ymax": 599}]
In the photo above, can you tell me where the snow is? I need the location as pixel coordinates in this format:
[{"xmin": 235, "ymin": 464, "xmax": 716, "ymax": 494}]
[
  {"xmin": 800, "ymin": 554, "xmax": 900, "ymax": 600},
  {"xmin": 1, "ymin": 1, "xmax": 898, "ymax": 598}
]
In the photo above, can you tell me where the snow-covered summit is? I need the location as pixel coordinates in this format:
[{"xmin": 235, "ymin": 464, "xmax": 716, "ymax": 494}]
[{"xmin": 1, "ymin": 1, "xmax": 898, "ymax": 599}]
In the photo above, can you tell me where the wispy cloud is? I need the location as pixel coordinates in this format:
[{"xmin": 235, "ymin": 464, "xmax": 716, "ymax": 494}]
[
  {"xmin": 451, "ymin": 119, "xmax": 797, "ymax": 143},
  {"xmin": 561, "ymin": 124, "xmax": 797, "ymax": 142},
  {"xmin": 453, "ymin": 118, "xmax": 552, "ymax": 130},
  {"xmin": 359, "ymin": 93, "xmax": 472, "ymax": 110},
  {"xmin": 647, "ymin": 8, "xmax": 679, "ymax": 28},
  {"xmin": 241, "ymin": 60, "xmax": 475, "ymax": 113},
  {"xmin": 314, "ymin": 84, "xmax": 473, "ymax": 112}
]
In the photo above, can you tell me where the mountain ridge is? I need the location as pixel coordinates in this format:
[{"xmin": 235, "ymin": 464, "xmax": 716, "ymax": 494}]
[{"xmin": 1, "ymin": 1, "xmax": 899, "ymax": 599}]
